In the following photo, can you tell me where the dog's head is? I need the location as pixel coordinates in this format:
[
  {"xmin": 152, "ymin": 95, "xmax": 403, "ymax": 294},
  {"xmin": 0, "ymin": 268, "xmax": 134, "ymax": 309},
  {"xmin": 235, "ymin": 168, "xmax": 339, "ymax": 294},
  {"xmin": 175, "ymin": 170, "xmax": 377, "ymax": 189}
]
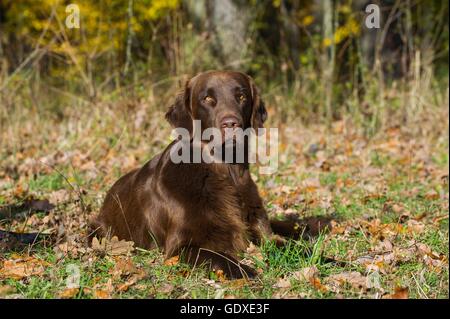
[{"xmin": 165, "ymin": 71, "xmax": 267, "ymax": 140}]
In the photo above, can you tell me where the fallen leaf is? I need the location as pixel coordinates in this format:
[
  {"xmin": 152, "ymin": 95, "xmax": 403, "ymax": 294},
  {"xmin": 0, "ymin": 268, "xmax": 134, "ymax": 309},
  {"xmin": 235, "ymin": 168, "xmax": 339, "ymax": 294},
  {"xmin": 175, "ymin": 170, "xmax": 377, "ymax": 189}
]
[
  {"xmin": 93, "ymin": 278, "xmax": 114, "ymax": 299},
  {"xmin": 391, "ymin": 204, "xmax": 404, "ymax": 214},
  {"xmin": 0, "ymin": 285, "xmax": 16, "ymax": 297},
  {"xmin": 164, "ymin": 255, "xmax": 179, "ymax": 266},
  {"xmin": 406, "ymin": 220, "xmax": 425, "ymax": 234},
  {"xmin": 215, "ymin": 269, "xmax": 227, "ymax": 282},
  {"xmin": 54, "ymin": 242, "xmax": 82, "ymax": 258},
  {"xmin": 116, "ymin": 270, "xmax": 147, "ymax": 292},
  {"xmin": 327, "ymin": 271, "xmax": 367, "ymax": 291},
  {"xmin": 424, "ymin": 189, "xmax": 439, "ymax": 200},
  {"xmin": 246, "ymin": 242, "xmax": 264, "ymax": 262},
  {"xmin": 109, "ymin": 257, "xmax": 137, "ymax": 279},
  {"xmin": 416, "ymin": 243, "xmax": 432, "ymax": 255},
  {"xmin": 0, "ymin": 256, "xmax": 50, "ymax": 279},
  {"xmin": 57, "ymin": 288, "xmax": 79, "ymax": 299},
  {"xmin": 48, "ymin": 189, "xmax": 71, "ymax": 205},
  {"xmin": 273, "ymin": 277, "xmax": 291, "ymax": 289},
  {"xmin": 242, "ymin": 242, "xmax": 264, "ymax": 270},
  {"xmin": 373, "ymin": 239, "xmax": 393, "ymax": 253},
  {"xmin": 279, "ymin": 185, "xmax": 296, "ymax": 194},
  {"xmin": 330, "ymin": 221, "xmax": 347, "ymax": 235},
  {"xmin": 309, "ymin": 276, "xmax": 328, "ymax": 292},
  {"xmin": 382, "ymin": 287, "xmax": 409, "ymax": 299},
  {"xmin": 415, "ymin": 243, "xmax": 447, "ymax": 270},
  {"xmin": 292, "ymin": 266, "xmax": 319, "ymax": 282},
  {"xmin": 92, "ymin": 236, "xmax": 134, "ymax": 256},
  {"xmin": 159, "ymin": 283, "xmax": 174, "ymax": 294},
  {"xmin": 93, "ymin": 289, "xmax": 111, "ymax": 299},
  {"xmin": 302, "ymin": 177, "xmax": 321, "ymax": 193}
]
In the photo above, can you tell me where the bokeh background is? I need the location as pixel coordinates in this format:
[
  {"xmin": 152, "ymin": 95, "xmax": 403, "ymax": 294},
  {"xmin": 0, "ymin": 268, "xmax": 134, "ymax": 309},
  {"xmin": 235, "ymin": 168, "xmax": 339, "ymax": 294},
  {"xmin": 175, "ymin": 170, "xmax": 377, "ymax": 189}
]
[{"xmin": 1, "ymin": 0, "xmax": 448, "ymax": 132}]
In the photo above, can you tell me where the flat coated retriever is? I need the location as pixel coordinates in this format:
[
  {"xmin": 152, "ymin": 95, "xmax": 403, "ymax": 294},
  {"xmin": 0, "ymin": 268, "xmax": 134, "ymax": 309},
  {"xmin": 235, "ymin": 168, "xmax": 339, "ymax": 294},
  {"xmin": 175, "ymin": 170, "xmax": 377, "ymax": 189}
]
[{"xmin": 89, "ymin": 71, "xmax": 326, "ymax": 279}]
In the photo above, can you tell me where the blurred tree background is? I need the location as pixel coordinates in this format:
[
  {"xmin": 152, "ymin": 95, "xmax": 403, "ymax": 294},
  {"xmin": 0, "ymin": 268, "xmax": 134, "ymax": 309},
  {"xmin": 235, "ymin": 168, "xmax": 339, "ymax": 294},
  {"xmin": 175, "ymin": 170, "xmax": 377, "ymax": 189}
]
[{"xmin": 0, "ymin": 0, "xmax": 448, "ymax": 133}]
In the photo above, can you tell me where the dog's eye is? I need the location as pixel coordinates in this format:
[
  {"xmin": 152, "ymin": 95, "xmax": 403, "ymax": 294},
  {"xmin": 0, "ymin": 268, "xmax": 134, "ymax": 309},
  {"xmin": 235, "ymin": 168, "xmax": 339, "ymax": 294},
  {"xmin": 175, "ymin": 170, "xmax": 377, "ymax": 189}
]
[
  {"xmin": 204, "ymin": 96, "xmax": 215, "ymax": 104},
  {"xmin": 238, "ymin": 94, "xmax": 246, "ymax": 103}
]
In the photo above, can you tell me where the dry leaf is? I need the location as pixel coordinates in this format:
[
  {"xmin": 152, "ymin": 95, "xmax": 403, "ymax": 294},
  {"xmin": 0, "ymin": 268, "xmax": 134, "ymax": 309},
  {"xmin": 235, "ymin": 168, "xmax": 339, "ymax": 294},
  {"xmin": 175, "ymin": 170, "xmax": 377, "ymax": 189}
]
[
  {"xmin": 0, "ymin": 256, "xmax": 50, "ymax": 280},
  {"xmin": 292, "ymin": 266, "xmax": 319, "ymax": 282},
  {"xmin": 92, "ymin": 236, "xmax": 134, "ymax": 256},
  {"xmin": 383, "ymin": 287, "xmax": 409, "ymax": 299},
  {"xmin": 109, "ymin": 257, "xmax": 137, "ymax": 279},
  {"xmin": 373, "ymin": 239, "xmax": 393, "ymax": 253},
  {"xmin": 215, "ymin": 269, "xmax": 227, "ymax": 282},
  {"xmin": 164, "ymin": 255, "xmax": 179, "ymax": 266},
  {"xmin": 393, "ymin": 246, "xmax": 416, "ymax": 263},
  {"xmin": 54, "ymin": 242, "xmax": 81, "ymax": 258},
  {"xmin": 309, "ymin": 277, "xmax": 328, "ymax": 292},
  {"xmin": 406, "ymin": 220, "xmax": 425, "ymax": 234},
  {"xmin": 246, "ymin": 242, "xmax": 264, "ymax": 262},
  {"xmin": 159, "ymin": 283, "xmax": 175, "ymax": 294},
  {"xmin": 116, "ymin": 270, "xmax": 147, "ymax": 292},
  {"xmin": 415, "ymin": 243, "xmax": 447, "ymax": 270},
  {"xmin": 330, "ymin": 226, "xmax": 347, "ymax": 235},
  {"xmin": 302, "ymin": 177, "xmax": 321, "ymax": 192},
  {"xmin": 273, "ymin": 277, "xmax": 291, "ymax": 289},
  {"xmin": 392, "ymin": 204, "xmax": 404, "ymax": 214},
  {"xmin": 48, "ymin": 189, "xmax": 71, "ymax": 205},
  {"xmin": 424, "ymin": 189, "xmax": 439, "ymax": 200},
  {"xmin": 359, "ymin": 257, "xmax": 390, "ymax": 274},
  {"xmin": 0, "ymin": 285, "xmax": 16, "ymax": 297},
  {"xmin": 93, "ymin": 289, "xmax": 111, "ymax": 299},
  {"xmin": 279, "ymin": 185, "xmax": 296, "ymax": 194},
  {"xmin": 93, "ymin": 278, "xmax": 114, "ymax": 299},
  {"xmin": 58, "ymin": 288, "xmax": 79, "ymax": 299},
  {"xmin": 327, "ymin": 271, "xmax": 367, "ymax": 291}
]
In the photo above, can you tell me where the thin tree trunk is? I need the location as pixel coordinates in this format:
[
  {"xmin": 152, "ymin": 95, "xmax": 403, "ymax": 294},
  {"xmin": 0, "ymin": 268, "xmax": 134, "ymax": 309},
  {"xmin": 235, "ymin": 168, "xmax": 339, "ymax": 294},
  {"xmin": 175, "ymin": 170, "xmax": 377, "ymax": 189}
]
[
  {"xmin": 322, "ymin": 0, "xmax": 335, "ymax": 124},
  {"xmin": 124, "ymin": 0, "xmax": 134, "ymax": 75}
]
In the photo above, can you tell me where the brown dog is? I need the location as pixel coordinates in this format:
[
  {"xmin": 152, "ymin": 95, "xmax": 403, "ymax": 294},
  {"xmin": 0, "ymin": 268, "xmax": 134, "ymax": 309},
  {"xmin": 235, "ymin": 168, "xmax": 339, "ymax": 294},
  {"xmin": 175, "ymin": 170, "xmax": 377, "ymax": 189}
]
[{"xmin": 89, "ymin": 71, "xmax": 307, "ymax": 279}]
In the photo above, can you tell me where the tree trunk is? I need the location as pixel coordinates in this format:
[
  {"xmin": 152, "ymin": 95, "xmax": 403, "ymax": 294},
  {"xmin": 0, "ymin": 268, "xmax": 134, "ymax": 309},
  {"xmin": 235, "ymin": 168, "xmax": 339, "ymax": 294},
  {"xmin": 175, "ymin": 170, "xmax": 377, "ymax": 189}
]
[{"xmin": 184, "ymin": 0, "xmax": 251, "ymax": 69}]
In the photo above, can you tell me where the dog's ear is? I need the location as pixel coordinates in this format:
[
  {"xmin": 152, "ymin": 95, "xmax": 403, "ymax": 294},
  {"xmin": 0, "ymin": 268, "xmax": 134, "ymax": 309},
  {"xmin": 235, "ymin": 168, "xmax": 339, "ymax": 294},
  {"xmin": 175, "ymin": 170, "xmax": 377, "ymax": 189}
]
[
  {"xmin": 247, "ymin": 76, "xmax": 267, "ymax": 129},
  {"xmin": 165, "ymin": 80, "xmax": 193, "ymax": 134}
]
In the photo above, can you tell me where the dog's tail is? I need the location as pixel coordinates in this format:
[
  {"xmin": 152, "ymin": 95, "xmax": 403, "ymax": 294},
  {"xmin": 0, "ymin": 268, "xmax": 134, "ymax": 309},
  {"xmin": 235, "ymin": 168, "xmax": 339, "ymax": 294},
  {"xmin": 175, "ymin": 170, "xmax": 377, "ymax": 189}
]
[{"xmin": 270, "ymin": 215, "xmax": 333, "ymax": 240}]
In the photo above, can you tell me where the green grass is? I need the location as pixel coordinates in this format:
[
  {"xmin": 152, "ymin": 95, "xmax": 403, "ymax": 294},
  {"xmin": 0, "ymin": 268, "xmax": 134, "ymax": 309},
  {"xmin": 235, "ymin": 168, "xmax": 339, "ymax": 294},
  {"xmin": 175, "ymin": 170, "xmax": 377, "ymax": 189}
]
[
  {"xmin": 3, "ymin": 161, "xmax": 447, "ymax": 299},
  {"xmin": 28, "ymin": 173, "xmax": 66, "ymax": 193}
]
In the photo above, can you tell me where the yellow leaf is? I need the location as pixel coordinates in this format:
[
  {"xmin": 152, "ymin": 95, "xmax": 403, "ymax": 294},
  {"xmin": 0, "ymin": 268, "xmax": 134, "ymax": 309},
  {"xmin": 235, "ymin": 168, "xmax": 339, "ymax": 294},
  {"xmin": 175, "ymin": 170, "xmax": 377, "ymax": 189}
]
[
  {"xmin": 58, "ymin": 288, "xmax": 79, "ymax": 299},
  {"xmin": 164, "ymin": 255, "xmax": 179, "ymax": 266},
  {"xmin": 93, "ymin": 289, "xmax": 111, "ymax": 299}
]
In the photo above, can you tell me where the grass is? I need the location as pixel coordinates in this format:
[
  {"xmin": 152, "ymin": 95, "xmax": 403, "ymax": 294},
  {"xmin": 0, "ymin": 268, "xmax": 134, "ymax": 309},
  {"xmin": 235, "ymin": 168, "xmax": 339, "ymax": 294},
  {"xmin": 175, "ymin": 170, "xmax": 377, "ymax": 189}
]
[
  {"xmin": 0, "ymin": 150, "xmax": 447, "ymax": 298},
  {"xmin": 28, "ymin": 173, "xmax": 66, "ymax": 193}
]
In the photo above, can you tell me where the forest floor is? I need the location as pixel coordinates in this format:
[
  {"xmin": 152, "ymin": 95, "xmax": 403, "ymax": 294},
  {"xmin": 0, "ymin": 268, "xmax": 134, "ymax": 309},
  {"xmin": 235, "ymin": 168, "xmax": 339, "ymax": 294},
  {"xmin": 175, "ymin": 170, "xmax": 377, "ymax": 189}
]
[{"xmin": 0, "ymin": 102, "xmax": 448, "ymax": 299}]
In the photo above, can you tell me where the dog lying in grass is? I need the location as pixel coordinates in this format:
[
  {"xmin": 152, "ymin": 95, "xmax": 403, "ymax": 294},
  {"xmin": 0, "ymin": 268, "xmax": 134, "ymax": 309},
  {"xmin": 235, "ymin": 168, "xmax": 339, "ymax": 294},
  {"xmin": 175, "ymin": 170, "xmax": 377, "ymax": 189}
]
[{"xmin": 89, "ymin": 71, "xmax": 330, "ymax": 279}]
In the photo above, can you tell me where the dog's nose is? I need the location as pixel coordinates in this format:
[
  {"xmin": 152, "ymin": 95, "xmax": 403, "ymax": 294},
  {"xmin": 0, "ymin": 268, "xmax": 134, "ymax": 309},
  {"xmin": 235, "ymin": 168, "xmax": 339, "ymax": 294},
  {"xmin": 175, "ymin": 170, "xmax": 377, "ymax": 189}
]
[{"xmin": 220, "ymin": 117, "xmax": 241, "ymax": 129}]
